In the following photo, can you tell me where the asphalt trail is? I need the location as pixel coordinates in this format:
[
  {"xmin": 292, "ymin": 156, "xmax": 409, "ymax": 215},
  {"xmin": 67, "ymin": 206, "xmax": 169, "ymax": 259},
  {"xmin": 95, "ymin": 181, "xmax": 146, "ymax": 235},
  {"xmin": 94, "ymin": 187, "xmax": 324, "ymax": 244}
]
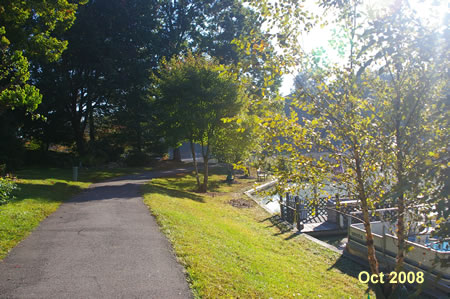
[{"xmin": 0, "ymin": 168, "xmax": 193, "ymax": 298}]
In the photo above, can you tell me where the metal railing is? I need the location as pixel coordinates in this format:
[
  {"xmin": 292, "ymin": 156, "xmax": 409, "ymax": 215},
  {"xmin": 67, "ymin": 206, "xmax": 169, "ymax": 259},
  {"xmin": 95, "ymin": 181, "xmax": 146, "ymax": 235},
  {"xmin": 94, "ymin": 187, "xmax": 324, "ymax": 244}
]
[{"xmin": 279, "ymin": 193, "xmax": 400, "ymax": 231}]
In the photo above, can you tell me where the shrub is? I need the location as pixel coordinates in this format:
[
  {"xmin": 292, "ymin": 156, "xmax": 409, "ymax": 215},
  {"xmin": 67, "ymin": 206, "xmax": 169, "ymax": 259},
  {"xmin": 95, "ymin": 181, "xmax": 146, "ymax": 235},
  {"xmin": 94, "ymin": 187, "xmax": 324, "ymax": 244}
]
[{"xmin": 0, "ymin": 175, "xmax": 18, "ymax": 205}]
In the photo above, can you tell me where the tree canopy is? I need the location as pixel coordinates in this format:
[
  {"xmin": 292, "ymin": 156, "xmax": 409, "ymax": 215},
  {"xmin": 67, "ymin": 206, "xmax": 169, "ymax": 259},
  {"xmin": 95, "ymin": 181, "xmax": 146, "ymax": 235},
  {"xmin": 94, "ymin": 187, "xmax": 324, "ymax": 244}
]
[
  {"xmin": 0, "ymin": 0, "xmax": 86, "ymax": 114},
  {"xmin": 0, "ymin": 0, "xmax": 265, "ymax": 168}
]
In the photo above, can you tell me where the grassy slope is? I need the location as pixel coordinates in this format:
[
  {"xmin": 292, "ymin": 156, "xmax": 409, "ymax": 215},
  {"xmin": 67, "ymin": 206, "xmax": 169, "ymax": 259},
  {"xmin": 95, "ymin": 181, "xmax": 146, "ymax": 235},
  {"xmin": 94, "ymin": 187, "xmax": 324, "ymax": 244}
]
[
  {"xmin": 143, "ymin": 170, "xmax": 371, "ymax": 298},
  {"xmin": 0, "ymin": 165, "xmax": 157, "ymax": 260}
]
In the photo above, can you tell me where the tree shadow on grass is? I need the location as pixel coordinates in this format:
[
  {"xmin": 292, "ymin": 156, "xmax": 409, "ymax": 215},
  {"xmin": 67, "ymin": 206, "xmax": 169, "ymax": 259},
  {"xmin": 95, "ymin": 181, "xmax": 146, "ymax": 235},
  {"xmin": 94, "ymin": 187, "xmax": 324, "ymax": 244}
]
[
  {"xmin": 259, "ymin": 215, "xmax": 293, "ymax": 236},
  {"xmin": 14, "ymin": 167, "xmax": 155, "ymax": 184},
  {"xmin": 143, "ymin": 184, "xmax": 205, "ymax": 203},
  {"xmin": 155, "ymin": 173, "xmax": 226, "ymax": 194},
  {"xmin": 154, "ymin": 177, "xmax": 202, "ymax": 192},
  {"xmin": 328, "ymin": 253, "xmax": 369, "ymax": 276},
  {"xmin": 14, "ymin": 167, "xmax": 102, "ymax": 183},
  {"xmin": 328, "ymin": 254, "xmax": 373, "ymax": 296},
  {"xmin": 12, "ymin": 182, "xmax": 83, "ymax": 203}
]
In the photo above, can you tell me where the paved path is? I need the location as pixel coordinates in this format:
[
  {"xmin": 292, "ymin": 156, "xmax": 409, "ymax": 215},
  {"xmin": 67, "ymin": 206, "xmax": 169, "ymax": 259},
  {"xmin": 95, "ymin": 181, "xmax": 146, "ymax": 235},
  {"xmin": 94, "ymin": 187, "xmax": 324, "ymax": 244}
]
[{"xmin": 0, "ymin": 168, "xmax": 193, "ymax": 298}]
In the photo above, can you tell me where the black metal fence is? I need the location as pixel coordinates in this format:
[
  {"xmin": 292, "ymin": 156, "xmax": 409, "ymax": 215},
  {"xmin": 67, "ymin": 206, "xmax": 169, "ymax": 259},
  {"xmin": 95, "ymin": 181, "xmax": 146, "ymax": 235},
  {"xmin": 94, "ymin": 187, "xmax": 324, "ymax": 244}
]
[
  {"xmin": 279, "ymin": 193, "xmax": 360, "ymax": 231},
  {"xmin": 279, "ymin": 192, "xmax": 400, "ymax": 231}
]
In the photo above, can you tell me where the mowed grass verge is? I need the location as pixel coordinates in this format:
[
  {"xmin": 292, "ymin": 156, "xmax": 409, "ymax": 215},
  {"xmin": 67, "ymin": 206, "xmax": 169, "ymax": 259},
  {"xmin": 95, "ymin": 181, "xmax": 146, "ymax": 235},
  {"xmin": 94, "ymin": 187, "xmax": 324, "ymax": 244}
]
[
  {"xmin": 0, "ymin": 165, "xmax": 159, "ymax": 260},
  {"xmin": 142, "ymin": 169, "xmax": 370, "ymax": 298}
]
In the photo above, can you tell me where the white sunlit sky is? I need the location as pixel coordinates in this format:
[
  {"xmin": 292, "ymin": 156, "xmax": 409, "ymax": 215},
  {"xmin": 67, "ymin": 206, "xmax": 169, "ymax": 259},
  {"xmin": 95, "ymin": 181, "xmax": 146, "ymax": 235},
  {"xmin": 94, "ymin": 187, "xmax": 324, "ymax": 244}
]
[{"xmin": 278, "ymin": 0, "xmax": 449, "ymax": 96}]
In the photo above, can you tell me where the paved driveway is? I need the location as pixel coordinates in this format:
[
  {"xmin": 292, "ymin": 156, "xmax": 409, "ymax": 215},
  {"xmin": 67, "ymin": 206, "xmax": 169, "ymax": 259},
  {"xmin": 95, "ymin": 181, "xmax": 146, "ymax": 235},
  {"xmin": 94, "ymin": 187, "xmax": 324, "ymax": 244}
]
[{"xmin": 0, "ymin": 168, "xmax": 193, "ymax": 298}]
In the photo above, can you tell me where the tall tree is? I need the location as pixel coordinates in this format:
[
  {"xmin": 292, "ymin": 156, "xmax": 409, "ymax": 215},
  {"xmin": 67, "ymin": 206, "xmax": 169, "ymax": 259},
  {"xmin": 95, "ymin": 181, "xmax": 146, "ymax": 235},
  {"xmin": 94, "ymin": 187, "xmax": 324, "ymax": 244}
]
[
  {"xmin": 152, "ymin": 53, "xmax": 245, "ymax": 192},
  {"xmin": 30, "ymin": 0, "xmax": 264, "ymax": 159},
  {"xmin": 155, "ymin": 0, "xmax": 270, "ymax": 159},
  {"xmin": 0, "ymin": 0, "xmax": 85, "ymax": 168},
  {"xmin": 362, "ymin": 2, "xmax": 449, "ymax": 290},
  {"xmin": 34, "ymin": 0, "xmax": 162, "ymax": 156},
  {"xmin": 0, "ymin": 0, "xmax": 85, "ymax": 114}
]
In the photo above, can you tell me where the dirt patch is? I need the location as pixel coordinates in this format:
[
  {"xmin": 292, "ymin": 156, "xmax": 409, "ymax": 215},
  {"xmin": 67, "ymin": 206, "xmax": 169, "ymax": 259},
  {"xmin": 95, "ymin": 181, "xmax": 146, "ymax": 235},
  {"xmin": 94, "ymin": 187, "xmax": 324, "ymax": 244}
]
[
  {"xmin": 207, "ymin": 192, "xmax": 228, "ymax": 197},
  {"xmin": 229, "ymin": 198, "xmax": 256, "ymax": 209}
]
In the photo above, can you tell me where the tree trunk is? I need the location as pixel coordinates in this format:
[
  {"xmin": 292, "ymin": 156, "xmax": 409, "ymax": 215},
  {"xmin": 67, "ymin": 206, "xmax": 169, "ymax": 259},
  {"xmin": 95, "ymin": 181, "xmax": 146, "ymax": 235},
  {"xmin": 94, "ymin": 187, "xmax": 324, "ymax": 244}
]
[
  {"xmin": 135, "ymin": 120, "xmax": 142, "ymax": 153},
  {"xmin": 88, "ymin": 100, "xmax": 95, "ymax": 143},
  {"xmin": 393, "ymin": 107, "xmax": 406, "ymax": 288},
  {"xmin": 72, "ymin": 115, "xmax": 85, "ymax": 156},
  {"xmin": 190, "ymin": 140, "xmax": 201, "ymax": 189},
  {"xmin": 173, "ymin": 147, "xmax": 181, "ymax": 161},
  {"xmin": 200, "ymin": 143, "xmax": 210, "ymax": 193},
  {"xmin": 355, "ymin": 149, "xmax": 380, "ymax": 276},
  {"xmin": 395, "ymin": 193, "xmax": 406, "ymax": 271},
  {"xmin": 201, "ymin": 156, "xmax": 209, "ymax": 193},
  {"xmin": 75, "ymin": 131, "xmax": 85, "ymax": 156},
  {"xmin": 360, "ymin": 197, "xmax": 380, "ymax": 275},
  {"xmin": 70, "ymin": 92, "xmax": 87, "ymax": 156}
]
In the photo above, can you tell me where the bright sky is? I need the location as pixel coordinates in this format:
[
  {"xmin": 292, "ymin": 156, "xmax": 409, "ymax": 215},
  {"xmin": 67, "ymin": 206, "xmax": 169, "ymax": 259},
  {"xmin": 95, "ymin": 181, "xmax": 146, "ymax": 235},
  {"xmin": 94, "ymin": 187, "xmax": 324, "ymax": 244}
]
[{"xmin": 279, "ymin": 0, "xmax": 449, "ymax": 96}]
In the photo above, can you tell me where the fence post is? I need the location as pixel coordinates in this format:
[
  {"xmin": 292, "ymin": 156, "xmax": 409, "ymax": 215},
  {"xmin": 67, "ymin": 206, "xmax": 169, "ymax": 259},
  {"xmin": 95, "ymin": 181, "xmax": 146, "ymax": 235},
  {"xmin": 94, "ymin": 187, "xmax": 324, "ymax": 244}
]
[
  {"xmin": 300, "ymin": 197, "xmax": 307, "ymax": 222},
  {"xmin": 286, "ymin": 193, "xmax": 290, "ymax": 223},
  {"xmin": 295, "ymin": 196, "xmax": 303, "ymax": 231},
  {"xmin": 290, "ymin": 195, "xmax": 295, "ymax": 225},
  {"xmin": 279, "ymin": 194, "xmax": 284, "ymax": 221},
  {"xmin": 293, "ymin": 196, "xmax": 297, "ymax": 228}
]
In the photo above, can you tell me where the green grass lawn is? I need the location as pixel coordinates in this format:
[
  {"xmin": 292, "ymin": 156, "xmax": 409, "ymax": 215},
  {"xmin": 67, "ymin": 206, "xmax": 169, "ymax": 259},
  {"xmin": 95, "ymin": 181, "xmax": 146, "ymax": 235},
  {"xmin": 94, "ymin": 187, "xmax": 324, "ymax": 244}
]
[
  {"xmin": 0, "ymin": 164, "xmax": 164, "ymax": 260},
  {"xmin": 143, "ymin": 169, "xmax": 372, "ymax": 298}
]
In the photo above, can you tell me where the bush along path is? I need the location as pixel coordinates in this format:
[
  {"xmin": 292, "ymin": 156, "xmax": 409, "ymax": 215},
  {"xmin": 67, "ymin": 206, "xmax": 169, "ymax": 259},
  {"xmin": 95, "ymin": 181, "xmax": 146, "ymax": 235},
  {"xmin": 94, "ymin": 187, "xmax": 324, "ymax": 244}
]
[{"xmin": 0, "ymin": 168, "xmax": 193, "ymax": 298}]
